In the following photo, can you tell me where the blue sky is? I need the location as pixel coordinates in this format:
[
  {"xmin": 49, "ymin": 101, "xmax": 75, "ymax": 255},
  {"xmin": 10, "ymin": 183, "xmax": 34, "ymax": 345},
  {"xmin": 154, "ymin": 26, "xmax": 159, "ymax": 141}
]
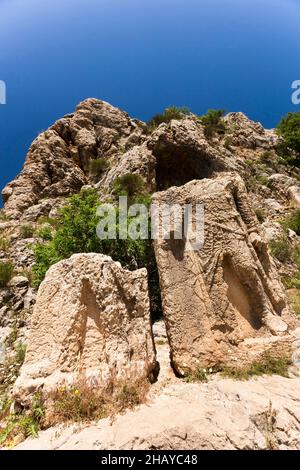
[{"xmin": 0, "ymin": 0, "xmax": 300, "ymax": 197}]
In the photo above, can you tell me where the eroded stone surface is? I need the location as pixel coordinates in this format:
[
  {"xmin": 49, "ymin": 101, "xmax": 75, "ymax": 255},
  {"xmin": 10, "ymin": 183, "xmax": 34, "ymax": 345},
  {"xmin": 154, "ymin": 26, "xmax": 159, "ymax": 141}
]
[
  {"xmin": 13, "ymin": 254, "xmax": 156, "ymax": 403},
  {"xmin": 153, "ymin": 173, "xmax": 296, "ymax": 374}
]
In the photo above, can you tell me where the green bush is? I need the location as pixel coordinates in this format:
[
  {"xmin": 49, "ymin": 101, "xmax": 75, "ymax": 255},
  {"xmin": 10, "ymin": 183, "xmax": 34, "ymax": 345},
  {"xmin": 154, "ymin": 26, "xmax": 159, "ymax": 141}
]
[
  {"xmin": 282, "ymin": 272, "xmax": 300, "ymax": 289},
  {"xmin": 0, "ymin": 393, "xmax": 44, "ymax": 446},
  {"xmin": 221, "ymin": 356, "xmax": 290, "ymax": 380},
  {"xmin": 0, "ymin": 209, "xmax": 8, "ymax": 221},
  {"xmin": 147, "ymin": 106, "xmax": 190, "ymax": 129},
  {"xmin": 19, "ymin": 224, "xmax": 35, "ymax": 239},
  {"xmin": 199, "ymin": 109, "xmax": 226, "ymax": 138},
  {"xmin": 33, "ymin": 189, "xmax": 162, "ymax": 320},
  {"xmin": 277, "ymin": 112, "xmax": 300, "ymax": 153},
  {"xmin": 37, "ymin": 226, "xmax": 53, "ymax": 241},
  {"xmin": 113, "ymin": 173, "xmax": 145, "ymax": 198},
  {"xmin": 276, "ymin": 112, "xmax": 300, "ymax": 166},
  {"xmin": 15, "ymin": 343, "xmax": 26, "ymax": 365},
  {"xmin": 0, "ymin": 262, "xmax": 14, "ymax": 287},
  {"xmin": 269, "ymin": 238, "xmax": 292, "ymax": 263},
  {"xmin": 184, "ymin": 367, "xmax": 208, "ymax": 383},
  {"xmin": 281, "ymin": 209, "xmax": 300, "ymax": 236},
  {"xmin": 257, "ymin": 175, "xmax": 269, "ymax": 186},
  {"xmin": 0, "ymin": 238, "xmax": 10, "ymax": 252},
  {"xmin": 89, "ymin": 158, "xmax": 108, "ymax": 176},
  {"xmin": 254, "ymin": 208, "xmax": 266, "ymax": 223},
  {"xmin": 37, "ymin": 216, "xmax": 59, "ymax": 228}
]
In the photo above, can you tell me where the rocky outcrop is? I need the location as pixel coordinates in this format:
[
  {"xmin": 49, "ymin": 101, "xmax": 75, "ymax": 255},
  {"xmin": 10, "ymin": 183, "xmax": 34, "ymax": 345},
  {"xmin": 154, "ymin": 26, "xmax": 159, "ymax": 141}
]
[
  {"xmin": 268, "ymin": 174, "xmax": 300, "ymax": 207},
  {"xmin": 224, "ymin": 112, "xmax": 279, "ymax": 149},
  {"xmin": 3, "ymin": 104, "xmax": 264, "ymax": 221},
  {"xmin": 2, "ymin": 99, "xmax": 145, "ymax": 220},
  {"xmin": 100, "ymin": 143, "xmax": 156, "ymax": 194},
  {"xmin": 15, "ymin": 374, "xmax": 300, "ymax": 450},
  {"xmin": 13, "ymin": 254, "xmax": 157, "ymax": 404},
  {"xmin": 153, "ymin": 173, "xmax": 296, "ymax": 375},
  {"xmin": 147, "ymin": 118, "xmax": 242, "ymax": 190}
]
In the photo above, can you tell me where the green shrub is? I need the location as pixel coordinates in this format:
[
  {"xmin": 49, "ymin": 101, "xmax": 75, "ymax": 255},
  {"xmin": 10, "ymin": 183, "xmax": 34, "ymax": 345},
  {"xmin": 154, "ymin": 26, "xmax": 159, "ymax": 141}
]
[
  {"xmin": 89, "ymin": 158, "xmax": 108, "ymax": 176},
  {"xmin": 224, "ymin": 137, "xmax": 232, "ymax": 150},
  {"xmin": 37, "ymin": 216, "xmax": 59, "ymax": 228},
  {"xmin": 15, "ymin": 343, "xmax": 26, "ymax": 365},
  {"xmin": 33, "ymin": 189, "xmax": 162, "ymax": 320},
  {"xmin": 269, "ymin": 238, "xmax": 292, "ymax": 263},
  {"xmin": 257, "ymin": 175, "xmax": 269, "ymax": 186},
  {"xmin": 281, "ymin": 209, "xmax": 300, "ymax": 236},
  {"xmin": 0, "ymin": 209, "xmax": 8, "ymax": 221},
  {"xmin": 277, "ymin": 112, "xmax": 300, "ymax": 157},
  {"xmin": 0, "ymin": 393, "xmax": 44, "ymax": 447},
  {"xmin": 113, "ymin": 173, "xmax": 145, "ymax": 198},
  {"xmin": 19, "ymin": 224, "xmax": 35, "ymax": 239},
  {"xmin": 0, "ymin": 238, "xmax": 10, "ymax": 252},
  {"xmin": 221, "ymin": 356, "xmax": 290, "ymax": 380},
  {"xmin": 199, "ymin": 109, "xmax": 226, "ymax": 138},
  {"xmin": 37, "ymin": 226, "xmax": 53, "ymax": 241},
  {"xmin": 0, "ymin": 262, "xmax": 14, "ymax": 287},
  {"xmin": 292, "ymin": 246, "xmax": 300, "ymax": 268},
  {"xmin": 184, "ymin": 367, "xmax": 208, "ymax": 383},
  {"xmin": 147, "ymin": 106, "xmax": 190, "ymax": 129},
  {"xmin": 287, "ymin": 274, "xmax": 300, "ymax": 289},
  {"xmin": 254, "ymin": 208, "xmax": 266, "ymax": 223}
]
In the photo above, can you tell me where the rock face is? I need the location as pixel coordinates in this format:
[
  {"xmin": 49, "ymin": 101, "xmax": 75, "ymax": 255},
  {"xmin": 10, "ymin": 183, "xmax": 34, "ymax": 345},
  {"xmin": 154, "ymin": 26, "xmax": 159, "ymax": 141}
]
[
  {"xmin": 224, "ymin": 112, "xmax": 279, "ymax": 149},
  {"xmin": 2, "ymin": 99, "xmax": 145, "ymax": 220},
  {"xmin": 153, "ymin": 173, "xmax": 293, "ymax": 374},
  {"xmin": 268, "ymin": 174, "xmax": 300, "ymax": 207},
  {"xmin": 13, "ymin": 254, "xmax": 156, "ymax": 403}
]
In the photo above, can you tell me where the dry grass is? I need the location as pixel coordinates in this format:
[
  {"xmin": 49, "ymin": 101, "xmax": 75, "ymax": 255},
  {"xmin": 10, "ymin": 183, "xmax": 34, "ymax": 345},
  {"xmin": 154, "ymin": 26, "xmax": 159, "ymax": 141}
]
[
  {"xmin": 44, "ymin": 374, "xmax": 150, "ymax": 427},
  {"xmin": 0, "ymin": 374, "xmax": 150, "ymax": 447}
]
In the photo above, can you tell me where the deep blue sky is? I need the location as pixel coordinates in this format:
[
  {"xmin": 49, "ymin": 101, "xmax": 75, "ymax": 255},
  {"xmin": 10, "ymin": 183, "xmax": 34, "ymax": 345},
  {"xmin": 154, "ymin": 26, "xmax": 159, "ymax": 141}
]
[{"xmin": 0, "ymin": 0, "xmax": 300, "ymax": 198}]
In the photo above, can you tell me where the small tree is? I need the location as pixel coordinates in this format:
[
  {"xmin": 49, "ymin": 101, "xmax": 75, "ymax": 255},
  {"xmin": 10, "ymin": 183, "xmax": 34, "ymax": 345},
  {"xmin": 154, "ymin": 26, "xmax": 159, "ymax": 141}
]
[{"xmin": 33, "ymin": 189, "xmax": 162, "ymax": 320}]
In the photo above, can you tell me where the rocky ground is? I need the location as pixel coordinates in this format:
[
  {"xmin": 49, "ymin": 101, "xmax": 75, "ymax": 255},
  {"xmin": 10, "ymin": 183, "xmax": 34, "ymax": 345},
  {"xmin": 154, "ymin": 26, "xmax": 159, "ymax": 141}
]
[{"xmin": 15, "ymin": 328, "xmax": 300, "ymax": 450}]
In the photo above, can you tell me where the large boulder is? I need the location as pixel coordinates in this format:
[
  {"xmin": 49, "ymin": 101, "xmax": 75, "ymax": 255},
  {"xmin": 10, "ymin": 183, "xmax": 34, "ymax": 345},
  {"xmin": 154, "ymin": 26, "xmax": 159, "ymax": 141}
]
[
  {"xmin": 153, "ymin": 173, "xmax": 296, "ymax": 375},
  {"xmin": 13, "ymin": 254, "xmax": 157, "ymax": 404}
]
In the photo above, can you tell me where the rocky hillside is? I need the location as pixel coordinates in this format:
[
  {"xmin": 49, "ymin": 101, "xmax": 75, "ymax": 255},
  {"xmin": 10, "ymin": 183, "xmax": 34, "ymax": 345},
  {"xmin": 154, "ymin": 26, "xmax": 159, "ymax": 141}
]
[{"xmin": 1, "ymin": 99, "xmax": 300, "ymax": 449}]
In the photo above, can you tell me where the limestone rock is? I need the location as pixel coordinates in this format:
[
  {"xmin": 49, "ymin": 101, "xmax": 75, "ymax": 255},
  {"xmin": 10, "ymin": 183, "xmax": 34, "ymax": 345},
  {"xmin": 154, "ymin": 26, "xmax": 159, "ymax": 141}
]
[
  {"xmin": 268, "ymin": 174, "xmax": 300, "ymax": 206},
  {"xmin": 224, "ymin": 112, "xmax": 279, "ymax": 149},
  {"xmin": 147, "ymin": 118, "xmax": 242, "ymax": 190},
  {"xmin": 13, "ymin": 254, "xmax": 156, "ymax": 404},
  {"xmin": 153, "ymin": 173, "xmax": 294, "ymax": 374},
  {"xmin": 2, "ymin": 99, "xmax": 145, "ymax": 220},
  {"xmin": 262, "ymin": 221, "xmax": 286, "ymax": 243},
  {"xmin": 99, "ymin": 144, "xmax": 156, "ymax": 193}
]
